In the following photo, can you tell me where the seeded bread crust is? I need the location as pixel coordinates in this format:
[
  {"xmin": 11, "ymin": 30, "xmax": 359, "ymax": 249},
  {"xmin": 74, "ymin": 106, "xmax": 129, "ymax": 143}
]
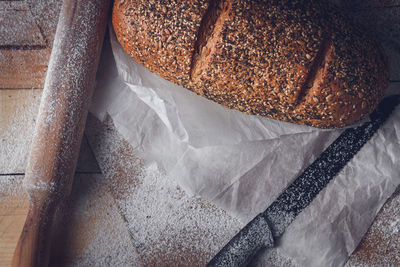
[
  {"xmin": 112, "ymin": 0, "xmax": 389, "ymax": 128},
  {"xmin": 112, "ymin": 0, "xmax": 209, "ymax": 87},
  {"xmin": 290, "ymin": 3, "xmax": 388, "ymax": 128}
]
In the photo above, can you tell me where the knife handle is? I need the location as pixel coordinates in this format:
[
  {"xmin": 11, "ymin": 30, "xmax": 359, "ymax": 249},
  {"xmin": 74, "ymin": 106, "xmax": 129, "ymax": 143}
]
[{"xmin": 207, "ymin": 214, "xmax": 274, "ymax": 267}]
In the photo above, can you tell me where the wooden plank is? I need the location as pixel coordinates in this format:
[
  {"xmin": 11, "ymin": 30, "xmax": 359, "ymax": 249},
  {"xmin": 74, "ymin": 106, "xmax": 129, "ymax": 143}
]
[
  {"xmin": 0, "ymin": 174, "xmax": 139, "ymax": 267},
  {"xmin": 0, "ymin": 2, "xmax": 46, "ymax": 48},
  {"xmin": 0, "ymin": 89, "xmax": 100, "ymax": 175},
  {"xmin": 0, "ymin": 89, "xmax": 42, "ymax": 174},
  {"xmin": 0, "ymin": 50, "xmax": 51, "ymax": 89},
  {"xmin": 0, "ymin": 176, "xmax": 29, "ymax": 267},
  {"xmin": 348, "ymin": 187, "xmax": 400, "ymax": 266},
  {"xmin": 49, "ymin": 173, "xmax": 140, "ymax": 266},
  {"xmin": 26, "ymin": 0, "xmax": 63, "ymax": 47},
  {"xmin": 0, "ymin": 0, "xmax": 62, "ymax": 89}
]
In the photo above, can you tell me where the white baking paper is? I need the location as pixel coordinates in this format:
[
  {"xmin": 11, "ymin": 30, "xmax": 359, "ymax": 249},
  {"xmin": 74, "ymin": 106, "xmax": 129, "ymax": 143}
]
[{"xmin": 89, "ymin": 25, "xmax": 400, "ymax": 266}]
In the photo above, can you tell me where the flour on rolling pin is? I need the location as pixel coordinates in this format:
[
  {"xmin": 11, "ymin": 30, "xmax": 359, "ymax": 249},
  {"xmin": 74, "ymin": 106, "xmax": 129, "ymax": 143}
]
[
  {"xmin": 11, "ymin": 1, "xmax": 111, "ymax": 266},
  {"xmin": 24, "ymin": 0, "xmax": 109, "ymax": 191},
  {"xmin": 39, "ymin": 2, "xmax": 102, "ymax": 126}
]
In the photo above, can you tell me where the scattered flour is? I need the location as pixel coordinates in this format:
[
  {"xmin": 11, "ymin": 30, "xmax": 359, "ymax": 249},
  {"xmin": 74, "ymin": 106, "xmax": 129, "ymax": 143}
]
[
  {"xmin": 346, "ymin": 187, "xmax": 400, "ymax": 266},
  {"xmin": 118, "ymin": 165, "xmax": 243, "ymax": 265},
  {"xmin": 85, "ymin": 114, "xmax": 297, "ymax": 266},
  {"xmin": 0, "ymin": 90, "xmax": 41, "ymax": 174},
  {"xmin": 3, "ymin": 110, "xmax": 396, "ymax": 266},
  {"xmin": 53, "ymin": 173, "xmax": 141, "ymax": 266},
  {"xmin": 0, "ymin": 175, "xmax": 24, "ymax": 197}
]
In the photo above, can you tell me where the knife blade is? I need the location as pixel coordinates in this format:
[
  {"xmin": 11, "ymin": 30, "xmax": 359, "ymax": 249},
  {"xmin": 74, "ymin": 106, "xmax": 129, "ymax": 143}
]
[{"xmin": 207, "ymin": 95, "xmax": 400, "ymax": 266}]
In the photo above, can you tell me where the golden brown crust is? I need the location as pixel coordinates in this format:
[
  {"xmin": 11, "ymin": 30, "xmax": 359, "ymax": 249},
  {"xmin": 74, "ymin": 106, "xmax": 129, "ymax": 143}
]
[
  {"xmin": 292, "ymin": 6, "xmax": 389, "ymax": 128},
  {"xmin": 112, "ymin": 0, "xmax": 389, "ymax": 128},
  {"xmin": 191, "ymin": 0, "xmax": 325, "ymax": 121},
  {"xmin": 112, "ymin": 0, "xmax": 209, "ymax": 87}
]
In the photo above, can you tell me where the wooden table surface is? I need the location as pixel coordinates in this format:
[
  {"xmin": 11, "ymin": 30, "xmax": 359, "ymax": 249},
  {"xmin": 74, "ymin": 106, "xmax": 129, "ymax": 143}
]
[{"xmin": 1, "ymin": 1, "xmax": 399, "ymax": 266}]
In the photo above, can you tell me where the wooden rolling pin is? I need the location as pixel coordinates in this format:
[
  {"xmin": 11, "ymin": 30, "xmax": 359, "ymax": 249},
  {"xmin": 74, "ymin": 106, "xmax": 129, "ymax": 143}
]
[{"xmin": 12, "ymin": 0, "xmax": 111, "ymax": 266}]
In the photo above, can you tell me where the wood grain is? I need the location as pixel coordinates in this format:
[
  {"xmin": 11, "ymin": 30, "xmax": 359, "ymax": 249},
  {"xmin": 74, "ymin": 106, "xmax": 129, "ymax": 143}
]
[
  {"xmin": 0, "ymin": 176, "xmax": 29, "ymax": 267},
  {"xmin": 0, "ymin": 90, "xmax": 101, "ymax": 267},
  {"xmin": 0, "ymin": 174, "xmax": 138, "ymax": 267},
  {"xmin": 0, "ymin": 2, "xmax": 46, "ymax": 48},
  {"xmin": 48, "ymin": 174, "xmax": 140, "ymax": 266},
  {"xmin": 0, "ymin": 0, "xmax": 62, "ymax": 89},
  {"xmin": 348, "ymin": 186, "xmax": 400, "ymax": 266}
]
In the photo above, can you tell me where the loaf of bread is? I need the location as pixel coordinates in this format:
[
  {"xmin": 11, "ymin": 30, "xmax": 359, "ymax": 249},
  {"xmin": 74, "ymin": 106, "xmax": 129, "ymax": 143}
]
[{"xmin": 112, "ymin": 0, "xmax": 389, "ymax": 128}]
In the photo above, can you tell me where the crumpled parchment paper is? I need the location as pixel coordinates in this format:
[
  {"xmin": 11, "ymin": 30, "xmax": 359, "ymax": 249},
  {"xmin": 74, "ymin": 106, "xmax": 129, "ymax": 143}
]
[{"xmin": 89, "ymin": 26, "xmax": 400, "ymax": 266}]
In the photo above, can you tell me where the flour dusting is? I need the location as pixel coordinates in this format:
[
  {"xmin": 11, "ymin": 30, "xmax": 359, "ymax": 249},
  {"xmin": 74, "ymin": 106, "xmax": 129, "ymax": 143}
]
[
  {"xmin": 346, "ymin": 187, "xmax": 400, "ymax": 266},
  {"xmin": 85, "ymin": 115, "xmax": 248, "ymax": 265},
  {"xmin": 0, "ymin": 90, "xmax": 41, "ymax": 174}
]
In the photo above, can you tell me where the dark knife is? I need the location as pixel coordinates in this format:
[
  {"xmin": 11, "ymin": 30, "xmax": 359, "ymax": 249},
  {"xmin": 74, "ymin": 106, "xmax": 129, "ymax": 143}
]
[{"xmin": 207, "ymin": 95, "xmax": 400, "ymax": 266}]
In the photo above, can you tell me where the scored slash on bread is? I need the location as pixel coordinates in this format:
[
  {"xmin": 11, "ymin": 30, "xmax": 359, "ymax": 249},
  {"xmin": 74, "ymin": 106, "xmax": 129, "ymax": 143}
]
[
  {"xmin": 113, "ymin": 0, "xmax": 209, "ymax": 87},
  {"xmin": 112, "ymin": 0, "xmax": 389, "ymax": 128}
]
